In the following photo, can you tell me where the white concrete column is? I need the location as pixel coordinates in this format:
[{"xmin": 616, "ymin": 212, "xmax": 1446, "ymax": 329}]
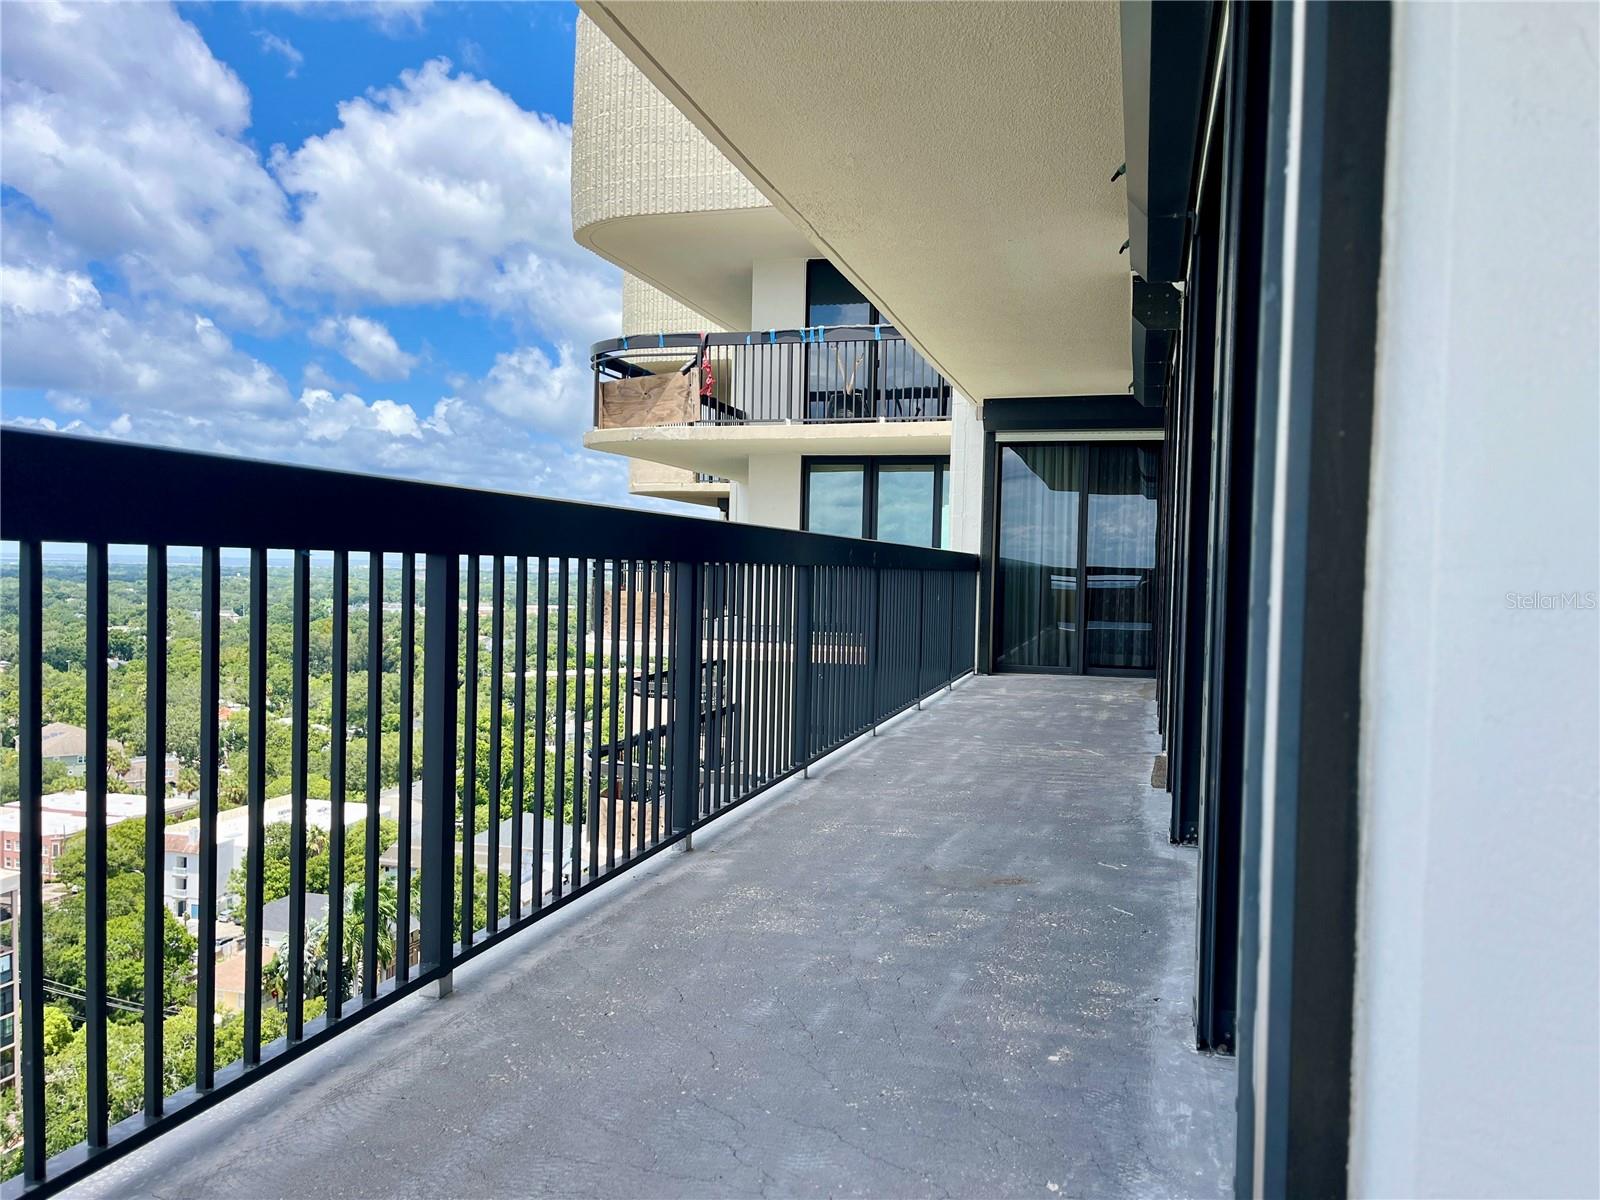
[
  {"xmin": 1350, "ymin": 5, "xmax": 1599, "ymax": 1197},
  {"xmin": 946, "ymin": 390, "xmax": 984, "ymax": 554}
]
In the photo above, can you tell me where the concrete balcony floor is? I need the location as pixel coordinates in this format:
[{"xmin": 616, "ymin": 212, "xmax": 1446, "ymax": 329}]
[{"xmin": 72, "ymin": 676, "xmax": 1234, "ymax": 1200}]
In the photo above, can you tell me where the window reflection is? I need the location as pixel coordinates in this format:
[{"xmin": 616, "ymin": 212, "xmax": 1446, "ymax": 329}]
[
  {"xmin": 806, "ymin": 464, "xmax": 866, "ymax": 538},
  {"xmin": 803, "ymin": 457, "xmax": 948, "ymax": 547},
  {"xmin": 995, "ymin": 443, "xmax": 1160, "ymax": 673},
  {"xmin": 877, "ymin": 464, "xmax": 936, "ymax": 547}
]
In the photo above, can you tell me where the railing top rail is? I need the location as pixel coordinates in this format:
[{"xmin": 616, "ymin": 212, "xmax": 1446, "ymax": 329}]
[
  {"xmin": 590, "ymin": 324, "xmax": 911, "ymax": 363},
  {"xmin": 0, "ymin": 430, "xmax": 976, "ymax": 571}
]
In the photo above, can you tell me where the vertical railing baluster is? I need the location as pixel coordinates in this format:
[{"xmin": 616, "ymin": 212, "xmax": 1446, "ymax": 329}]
[
  {"xmin": 622, "ymin": 560, "xmax": 637, "ymax": 861},
  {"xmin": 915, "ymin": 571, "xmax": 927, "ymax": 706},
  {"xmin": 420, "ymin": 553, "xmax": 459, "ymax": 977},
  {"xmin": 462, "ymin": 556, "xmax": 478, "ymax": 945},
  {"xmin": 652, "ymin": 561, "xmax": 666, "ymax": 844},
  {"xmin": 792, "ymin": 565, "xmax": 812, "ymax": 773},
  {"xmin": 195, "ymin": 545, "xmax": 220, "ymax": 1086},
  {"xmin": 488, "ymin": 555, "xmax": 504, "ymax": 932},
  {"xmin": 588, "ymin": 561, "xmax": 604, "ymax": 877},
  {"xmin": 582, "ymin": 560, "xmax": 595, "ymax": 889},
  {"xmin": 17, "ymin": 540, "xmax": 45, "ymax": 1185},
  {"xmin": 940, "ymin": 569, "xmax": 953, "ymax": 691},
  {"xmin": 512, "ymin": 558, "xmax": 528, "ymax": 919},
  {"xmin": 363, "ymin": 553, "xmax": 382, "ymax": 1003},
  {"xmin": 553, "ymin": 560, "xmax": 568, "ymax": 899},
  {"xmin": 327, "ymin": 551, "xmax": 348, "ymax": 1020},
  {"xmin": 607, "ymin": 560, "xmax": 621, "ymax": 872},
  {"xmin": 288, "ymin": 549, "xmax": 309, "ymax": 1040},
  {"xmin": 396, "ymin": 553, "xmax": 415, "ymax": 982},
  {"xmin": 529, "ymin": 558, "xmax": 544, "ymax": 910},
  {"xmin": 145, "ymin": 545, "xmax": 169, "ymax": 1104},
  {"xmin": 85, "ymin": 542, "xmax": 109, "ymax": 1143},
  {"xmin": 244, "ymin": 548, "xmax": 266, "ymax": 1059},
  {"xmin": 867, "ymin": 567, "xmax": 881, "ymax": 735},
  {"xmin": 669, "ymin": 562, "xmax": 702, "ymax": 836}
]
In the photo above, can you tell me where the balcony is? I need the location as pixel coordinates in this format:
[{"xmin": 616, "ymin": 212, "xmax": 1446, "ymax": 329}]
[
  {"xmin": 584, "ymin": 328, "xmax": 954, "ymax": 483},
  {"xmin": 61, "ymin": 674, "xmax": 1232, "ymax": 1199},
  {"xmin": 0, "ymin": 429, "xmax": 978, "ymax": 1195}
]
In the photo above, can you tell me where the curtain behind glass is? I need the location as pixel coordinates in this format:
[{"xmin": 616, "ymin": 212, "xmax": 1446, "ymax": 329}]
[
  {"xmin": 1084, "ymin": 445, "xmax": 1160, "ymax": 670},
  {"xmin": 996, "ymin": 444, "xmax": 1082, "ymax": 670}
]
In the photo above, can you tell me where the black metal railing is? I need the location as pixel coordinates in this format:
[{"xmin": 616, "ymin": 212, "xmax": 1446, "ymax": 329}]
[
  {"xmin": 0, "ymin": 429, "xmax": 976, "ymax": 1195},
  {"xmin": 591, "ymin": 326, "xmax": 951, "ymax": 427}
]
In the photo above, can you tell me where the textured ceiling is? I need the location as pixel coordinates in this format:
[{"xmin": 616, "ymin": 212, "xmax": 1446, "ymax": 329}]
[{"xmin": 584, "ymin": 1, "xmax": 1133, "ymax": 402}]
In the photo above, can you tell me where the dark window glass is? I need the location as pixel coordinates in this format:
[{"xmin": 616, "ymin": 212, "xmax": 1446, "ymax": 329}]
[
  {"xmin": 806, "ymin": 464, "xmax": 866, "ymax": 538},
  {"xmin": 806, "ymin": 260, "xmax": 873, "ymax": 327}
]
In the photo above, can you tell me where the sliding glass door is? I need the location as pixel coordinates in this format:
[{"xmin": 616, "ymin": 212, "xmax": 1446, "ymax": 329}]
[
  {"xmin": 995, "ymin": 442, "xmax": 1161, "ymax": 675},
  {"xmin": 996, "ymin": 444, "xmax": 1082, "ymax": 671}
]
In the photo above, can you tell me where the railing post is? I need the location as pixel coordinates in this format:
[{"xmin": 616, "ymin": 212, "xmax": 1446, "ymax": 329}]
[
  {"xmin": 866, "ymin": 567, "xmax": 881, "ymax": 734},
  {"xmin": 792, "ymin": 565, "xmax": 813, "ymax": 773},
  {"xmin": 947, "ymin": 571, "xmax": 957, "ymax": 689},
  {"xmin": 915, "ymin": 572, "xmax": 926, "ymax": 708},
  {"xmin": 668, "ymin": 562, "xmax": 701, "ymax": 841},
  {"xmin": 420, "ymin": 552, "xmax": 458, "ymax": 994}
]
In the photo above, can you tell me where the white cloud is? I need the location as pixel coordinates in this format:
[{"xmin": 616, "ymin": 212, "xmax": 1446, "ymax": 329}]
[
  {"xmin": 299, "ymin": 387, "xmax": 421, "ymax": 441},
  {"xmin": 269, "ymin": 58, "xmax": 618, "ymax": 341},
  {"xmin": 479, "ymin": 343, "xmax": 591, "ymax": 434},
  {"xmin": 0, "ymin": 3, "xmax": 662, "ymax": 511},
  {"xmin": 247, "ymin": 1, "xmax": 433, "ymax": 37},
  {"xmin": 311, "ymin": 315, "xmax": 419, "ymax": 381},
  {"xmin": 1, "ymin": 2, "xmax": 291, "ymax": 328},
  {"xmin": 0, "ymin": 263, "xmax": 100, "ymax": 317},
  {"xmin": 255, "ymin": 30, "xmax": 304, "ymax": 77},
  {"xmin": 0, "ymin": 270, "xmax": 290, "ymax": 414}
]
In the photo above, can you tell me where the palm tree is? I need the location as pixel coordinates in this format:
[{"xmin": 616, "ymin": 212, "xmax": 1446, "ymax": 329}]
[{"xmin": 342, "ymin": 876, "xmax": 399, "ymax": 995}]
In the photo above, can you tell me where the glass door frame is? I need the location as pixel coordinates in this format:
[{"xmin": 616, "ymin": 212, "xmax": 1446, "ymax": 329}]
[{"xmin": 984, "ymin": 434, "xmax": 1163, "ymax": 679}]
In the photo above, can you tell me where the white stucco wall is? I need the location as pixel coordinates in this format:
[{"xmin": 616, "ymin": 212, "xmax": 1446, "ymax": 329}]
[
  {"xmin": 751, "ymin": 258, "xmax": 807, "ymax": 329},
  {"xmin": 946, "ymin": 392, "xmax": 984, "ymax": 554},
  {"xmin": 742, "ymin": 452, "xmax": 803, "ymax": 529},
  {"xmin": 1351, "ymin": 5, "xmax": 1600, "ymax": 1198}
]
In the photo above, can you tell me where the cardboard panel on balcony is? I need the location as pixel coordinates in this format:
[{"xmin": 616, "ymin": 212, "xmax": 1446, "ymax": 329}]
[{"xmin": 599, "ymin": 367, "xmax": 699, "ymax": 428}]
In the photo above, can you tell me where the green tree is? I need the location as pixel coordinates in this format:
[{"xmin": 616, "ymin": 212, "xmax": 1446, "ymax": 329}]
[{"xmin": 41, "ymin": 1006, "xmax": 74, "ymax": 1055}]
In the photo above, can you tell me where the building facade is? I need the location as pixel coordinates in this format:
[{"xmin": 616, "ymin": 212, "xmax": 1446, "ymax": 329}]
[{"xmin": 572, "ymin": 2, "xmax": 1599, "ymax": 1196}]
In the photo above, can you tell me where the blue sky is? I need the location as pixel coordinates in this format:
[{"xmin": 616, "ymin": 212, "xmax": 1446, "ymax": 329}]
[{"xmin": 0, "ymin": 0, "xmax": 655, "ymax": 508}]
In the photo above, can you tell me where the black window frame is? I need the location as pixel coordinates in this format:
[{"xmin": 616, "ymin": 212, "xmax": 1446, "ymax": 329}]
[{"xmin": 801, "ymin": 455, "xmax": 950, "ymax": 548}]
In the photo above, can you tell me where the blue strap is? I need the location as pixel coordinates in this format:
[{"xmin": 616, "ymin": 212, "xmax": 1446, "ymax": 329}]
[
  {"xmin": 768, "ymin": 330, "xmax": 777, "ymax": 344},
  {"xmin": 745, "ymin": 334, "xmax": 752, "ymax": 346},
  {"xmin": 657, "ymin": 333, "xmax": 665, "ymax": 348},
  {"xmin": 874, "ymin": 325, "xmax": 882, "ymax": 341},
  {"xmin": 621, "ymin": 335, "xmax": 629, "ymax": 350}
]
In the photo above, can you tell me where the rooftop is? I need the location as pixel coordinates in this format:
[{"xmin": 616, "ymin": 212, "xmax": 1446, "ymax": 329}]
[{"xmin": 66, "ymin": 675, "xmax": 1233, "ymax": 1198}]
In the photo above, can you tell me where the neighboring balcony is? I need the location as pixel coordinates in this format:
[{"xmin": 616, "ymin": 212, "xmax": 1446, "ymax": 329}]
[
  {"xmin": 625, "ymin": 459, "xmax": 730, "ymax": 509},
  {"xmin": 584, "ymin": 327, "xmax": 955, "ymax": 483}
]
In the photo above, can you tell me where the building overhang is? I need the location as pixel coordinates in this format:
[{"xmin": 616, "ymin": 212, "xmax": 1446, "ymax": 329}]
[
  {"xmin": 1119, "ymin": 1, "xmax": 1215, "ymax": 285},
  {"xmin": 585, "ymin": 421, "xmax": 954, "ymax": 482},
  {"xmin": 581, "ymin": 1, "xmax": 1134, "ymax": 404},
  {"xmin": 576, "ymin": 207, "xmax": 818, "ymax": 331}
]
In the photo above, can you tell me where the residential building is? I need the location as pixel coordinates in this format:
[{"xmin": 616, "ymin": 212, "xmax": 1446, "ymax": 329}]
[
  {"xmin": 0, "ymin": 870, "xmax": 14, "ymax": 1094},
  {"xmin": 0, "ymin": 803, "xmax": 142, "ymax": 880},
  {"xmin": 163, "ymin": 797, "xmax": 367, "ymax": 920},
  {"xmin": 379, "ymin": 812, "xmax": 575, "ymax": 909},
  {"xmin": 123, "ymin": 754, "xmax": 180, "ymax": 791},
  {"xmin": 259, "ymin": 893, "xmax": 330, "ymax": 950},
  {"xmin": 38, "ymin": 724, "xmax": 88, "ymax": 777},
  {"xmin": 575, "ymin": 19, "xmax": 969, "ymax": 543}
]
